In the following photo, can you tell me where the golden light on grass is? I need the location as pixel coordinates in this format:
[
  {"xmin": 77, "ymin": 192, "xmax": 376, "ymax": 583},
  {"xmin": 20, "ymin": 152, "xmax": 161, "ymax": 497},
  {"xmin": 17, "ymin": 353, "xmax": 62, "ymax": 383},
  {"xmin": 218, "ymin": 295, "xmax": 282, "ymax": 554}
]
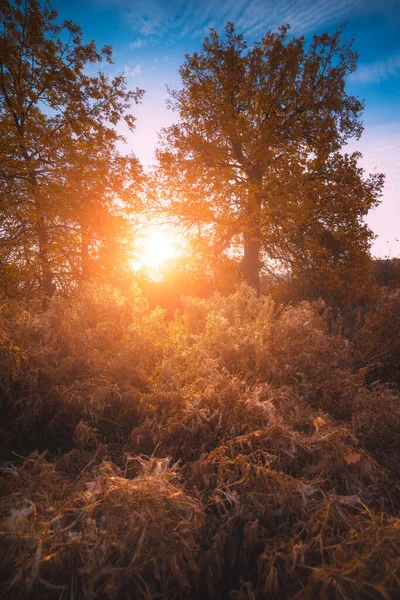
[{"xmin": 129, "ymin": 223, "xmax": 183, "ymax": 279}]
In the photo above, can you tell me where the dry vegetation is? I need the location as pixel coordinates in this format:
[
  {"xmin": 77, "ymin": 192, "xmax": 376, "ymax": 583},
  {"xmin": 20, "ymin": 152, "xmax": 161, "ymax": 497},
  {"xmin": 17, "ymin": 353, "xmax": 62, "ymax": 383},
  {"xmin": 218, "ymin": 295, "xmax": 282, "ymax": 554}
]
[{"xmin": 1, "ymin": 284, "xmax": 400, "ymax": 599}]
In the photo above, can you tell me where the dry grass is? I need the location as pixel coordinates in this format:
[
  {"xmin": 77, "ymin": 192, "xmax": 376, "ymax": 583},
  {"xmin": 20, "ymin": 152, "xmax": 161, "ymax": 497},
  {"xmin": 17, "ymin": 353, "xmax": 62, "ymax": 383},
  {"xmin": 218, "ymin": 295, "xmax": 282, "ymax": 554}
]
[
  {"xmin": 1, "ymin": 453, "xmax": 203, "ymax": 599},
  {"xmin": 1, "ymin": 283, "xmax": 399, "ymax": 598}
]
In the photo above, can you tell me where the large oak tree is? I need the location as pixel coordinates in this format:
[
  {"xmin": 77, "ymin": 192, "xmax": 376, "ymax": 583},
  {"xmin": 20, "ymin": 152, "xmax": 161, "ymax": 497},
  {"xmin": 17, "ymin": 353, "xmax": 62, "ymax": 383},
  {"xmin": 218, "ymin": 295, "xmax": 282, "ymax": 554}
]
[
  {"xmin": 156, "ymin": 23, "xmax": 383, "ymax": 296},
  {"xmin": 0, "ymin": 0, "xmax": 143, "ymax": 298}
]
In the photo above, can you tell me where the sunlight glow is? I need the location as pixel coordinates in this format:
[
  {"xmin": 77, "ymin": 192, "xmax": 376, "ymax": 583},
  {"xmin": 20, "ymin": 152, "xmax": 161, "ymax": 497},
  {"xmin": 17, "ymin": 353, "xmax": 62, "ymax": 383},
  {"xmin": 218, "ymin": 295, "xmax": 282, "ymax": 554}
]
[{"xmin": 129, "ymin": 224, "xmax": 182, "ymax": 279}]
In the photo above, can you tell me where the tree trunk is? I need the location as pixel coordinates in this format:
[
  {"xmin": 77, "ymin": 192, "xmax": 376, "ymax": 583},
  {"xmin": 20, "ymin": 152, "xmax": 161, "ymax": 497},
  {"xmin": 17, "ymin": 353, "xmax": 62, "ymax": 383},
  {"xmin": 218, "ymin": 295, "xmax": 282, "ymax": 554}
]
[
  {"xmin": 242, "ymin": 183, "xmax": 262, "ymax": 294},
  {"xmin": 81, "ymin": 227, "xmax": 90, "ymax": 281},
  {"xmin": 243, "ymin": 230, "xmax": 260, "ymax": 293},
  {"xmin": 23, "ymin": 152, "xmax": 55, "ymax": 302},
  {"xmin": 36, "ymin": 217, "xmax": 55, "ymax": 300}
]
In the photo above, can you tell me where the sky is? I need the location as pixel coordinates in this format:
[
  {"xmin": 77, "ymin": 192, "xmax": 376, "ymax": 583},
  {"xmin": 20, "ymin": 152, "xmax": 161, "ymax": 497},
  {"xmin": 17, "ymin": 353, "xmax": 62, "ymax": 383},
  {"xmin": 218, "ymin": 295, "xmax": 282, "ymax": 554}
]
[{"xmin": 51, "ymin": 0, "xmax": 400, "ymax": 259}]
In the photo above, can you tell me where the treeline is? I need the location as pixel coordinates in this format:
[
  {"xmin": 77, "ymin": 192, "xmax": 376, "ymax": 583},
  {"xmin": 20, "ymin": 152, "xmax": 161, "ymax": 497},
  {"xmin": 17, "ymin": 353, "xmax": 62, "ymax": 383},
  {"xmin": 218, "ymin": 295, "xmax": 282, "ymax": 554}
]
[{"xmin": 0, "ymin": 0, "xmax": 389, "ymax": 307}]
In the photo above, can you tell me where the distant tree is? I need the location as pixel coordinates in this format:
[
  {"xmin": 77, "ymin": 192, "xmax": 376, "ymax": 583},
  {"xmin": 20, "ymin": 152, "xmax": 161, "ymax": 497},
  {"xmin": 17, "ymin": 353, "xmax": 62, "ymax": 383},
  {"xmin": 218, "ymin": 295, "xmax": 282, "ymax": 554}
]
[
  {"xmin": 0, "ymin": 0, "xmax": 143, "ymax": 299},
  {"xmin": 156, "ymin": 23, "xmax": 383, "ymax": 296},
  {"xmin": 371, "ymin": 258, "xmax": 400, "ymax": 288}
]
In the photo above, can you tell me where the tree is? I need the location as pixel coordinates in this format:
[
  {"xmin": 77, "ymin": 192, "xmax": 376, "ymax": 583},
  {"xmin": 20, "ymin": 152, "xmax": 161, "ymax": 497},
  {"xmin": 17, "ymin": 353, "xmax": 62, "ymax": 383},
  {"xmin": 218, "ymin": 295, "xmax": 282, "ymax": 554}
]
[
  {"xmin": 51, "ymin": 138, "xmax": 143, "ymax": 289},
  {"xmin": 0, "ymin": 0, "xmax": 143, "ymax": 298},
  {"xmin": 156, "ymin": 23, "xmax": 383, "ymax": 296}
]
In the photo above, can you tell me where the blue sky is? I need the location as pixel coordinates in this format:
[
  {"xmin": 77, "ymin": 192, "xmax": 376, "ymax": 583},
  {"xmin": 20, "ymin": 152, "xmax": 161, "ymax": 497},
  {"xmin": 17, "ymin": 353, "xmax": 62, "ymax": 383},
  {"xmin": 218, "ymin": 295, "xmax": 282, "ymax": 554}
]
[{"xmin": 52, "ymin": 0, "xmax": 400, "ymax": 258}]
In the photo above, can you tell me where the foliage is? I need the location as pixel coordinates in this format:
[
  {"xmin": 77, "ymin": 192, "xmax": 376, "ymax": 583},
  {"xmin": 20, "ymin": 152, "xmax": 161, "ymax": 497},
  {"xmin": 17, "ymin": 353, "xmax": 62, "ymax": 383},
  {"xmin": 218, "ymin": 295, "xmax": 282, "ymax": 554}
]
[
  {"xmin": 0, "ymin": 0, "xmax": 143, "ymax": 298},
  {"xmin": 156, "ymin": 23, "xmax": 383, "ymax": 298},
  {"xmin": 354, "ymin": 288, "xmax": 400, "ymax": 385},
  {"xmin": 1, "ymin": 284, "xmax": 400, "ymax": 598}
]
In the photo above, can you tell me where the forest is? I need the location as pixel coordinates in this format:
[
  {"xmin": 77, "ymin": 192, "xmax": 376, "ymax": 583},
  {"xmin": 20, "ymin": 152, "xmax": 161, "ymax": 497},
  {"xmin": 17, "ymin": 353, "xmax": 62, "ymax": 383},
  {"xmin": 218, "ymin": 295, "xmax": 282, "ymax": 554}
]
[{"xmin": 0, "ymin": 0, "xmax": 399, "ymax": 598}]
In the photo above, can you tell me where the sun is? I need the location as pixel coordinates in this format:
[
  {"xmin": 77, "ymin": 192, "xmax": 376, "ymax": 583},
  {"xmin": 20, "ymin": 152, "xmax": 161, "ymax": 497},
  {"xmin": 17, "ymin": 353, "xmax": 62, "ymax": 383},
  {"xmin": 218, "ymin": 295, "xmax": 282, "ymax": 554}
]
[{"xmin": 129, "ymin": 224, "xmax": 181, "ymax": 278}]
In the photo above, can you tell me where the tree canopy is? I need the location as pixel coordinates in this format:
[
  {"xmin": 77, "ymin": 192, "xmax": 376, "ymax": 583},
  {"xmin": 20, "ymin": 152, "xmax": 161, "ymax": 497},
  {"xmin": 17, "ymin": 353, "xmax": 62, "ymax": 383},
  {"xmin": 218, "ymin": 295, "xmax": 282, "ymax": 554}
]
[
  {"xmin": 0, "ymin": 0, "xmax": 143, "ymax": 298},
  {"xmin": 156, "ymin": 23, "xmax": 384, "ymax": 298},
  {"xmin": 0, "ymin": 5, "xmax": 387, "ymax": 305}
]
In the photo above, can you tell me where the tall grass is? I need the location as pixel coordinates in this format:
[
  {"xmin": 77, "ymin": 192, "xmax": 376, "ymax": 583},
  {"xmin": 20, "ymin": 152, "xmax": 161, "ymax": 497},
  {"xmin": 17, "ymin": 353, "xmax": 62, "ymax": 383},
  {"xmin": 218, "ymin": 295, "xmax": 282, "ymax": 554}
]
[{"xmin": 1, "ymin": 284, "xmax": 399, "ymax": 598}]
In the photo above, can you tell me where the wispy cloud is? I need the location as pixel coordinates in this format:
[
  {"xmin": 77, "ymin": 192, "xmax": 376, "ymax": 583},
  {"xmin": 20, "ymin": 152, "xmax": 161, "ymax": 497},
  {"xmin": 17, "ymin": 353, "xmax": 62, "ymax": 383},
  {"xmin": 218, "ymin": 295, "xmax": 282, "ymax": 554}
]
[
  {"xmin": 94, "ymin": 0, "xmax": 365, "ymax": 42},
  {"xmin": 158, "ymin": 0, "xmax": 361, "ymax": 39},
  {"xmin": 350, "ymin": 53, "xmax": 400, "ymax": 83},
  {"xmin": 129, "ymin": 38, "xmax": 145, "ymax": 50},
  {"xmin": 138, "ymin": 16, "xmax": 158, "ymax": 36},
  {"xmin": 273, "ymin": 0, "xmax": 363, "ymax": 34},
  {"xmin": 124, "ymin": 63, "xmax": 142, "ymax": 77},
  {"xmin": 91, "ymin": 0, "xmax": 400, "ymax": 48}
]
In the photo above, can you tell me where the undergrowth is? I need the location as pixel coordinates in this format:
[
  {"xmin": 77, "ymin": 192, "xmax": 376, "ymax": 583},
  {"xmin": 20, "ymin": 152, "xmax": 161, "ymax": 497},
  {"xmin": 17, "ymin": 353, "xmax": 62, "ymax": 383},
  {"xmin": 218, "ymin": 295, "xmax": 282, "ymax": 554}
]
[{"xmin": 0, "ymin": 283, "xmax": 399, "ymax": 599}]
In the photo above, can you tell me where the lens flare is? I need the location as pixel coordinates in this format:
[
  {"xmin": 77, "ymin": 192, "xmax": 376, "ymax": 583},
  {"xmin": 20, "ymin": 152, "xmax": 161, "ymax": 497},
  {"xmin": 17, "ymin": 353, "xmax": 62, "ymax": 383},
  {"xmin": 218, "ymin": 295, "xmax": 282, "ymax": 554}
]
[{"xmin": 129, "ymin": 224, "xmax": 181, "ymax": 278}]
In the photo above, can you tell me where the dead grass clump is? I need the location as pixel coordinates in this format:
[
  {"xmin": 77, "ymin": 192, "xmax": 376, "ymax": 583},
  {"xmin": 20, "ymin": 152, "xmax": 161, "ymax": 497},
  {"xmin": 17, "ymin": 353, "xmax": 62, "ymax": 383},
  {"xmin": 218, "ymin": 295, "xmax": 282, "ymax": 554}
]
[
  {"xmin": 130, "ymin": 378, "xmax": 281, "ymax": 461},
  {"xmin": 351, "ymin": 385, "xmax": 400, "ymax": 491},
  {"xmin": 221, "ymin": 421, "xmax": 381, "ymax": 501},
  {"xmin": 188, "ymin": 452, "xmax": 398, "ymax": 600},
  {"xmin": 251, "ymin": 498, "xmax": 400, "ymax": 599},
  {"xmin": 352, "ymin": 385, "xmax": 400, "ymax": 451},
  {"xmin": 55, "ymin": 446, "xmax": 107, "ymax": 477},
  {"xmin": 297, "ymin": 422, "xmax": 381, "ymax": 498},
  {"xmin": 0, "ymin": 451, "xmax": 62, "ymax": 500},
  {"xmin": 289, "ymin": 499, "xmax": 400, "ymax": 599},
  {"xmin": 184, "ymin": 446, "xmax": 318, "ymax": 597},
  {"xmin": 0, "ymin": 455, "xmax": 204, "ymax": 599},
  {"xmin": 187, "ymin": 446, "xmax": 317, "ymax": 519},
  {"xmin": 133, "ymin": 378, "xmax": 383, "ymax": 502}
]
